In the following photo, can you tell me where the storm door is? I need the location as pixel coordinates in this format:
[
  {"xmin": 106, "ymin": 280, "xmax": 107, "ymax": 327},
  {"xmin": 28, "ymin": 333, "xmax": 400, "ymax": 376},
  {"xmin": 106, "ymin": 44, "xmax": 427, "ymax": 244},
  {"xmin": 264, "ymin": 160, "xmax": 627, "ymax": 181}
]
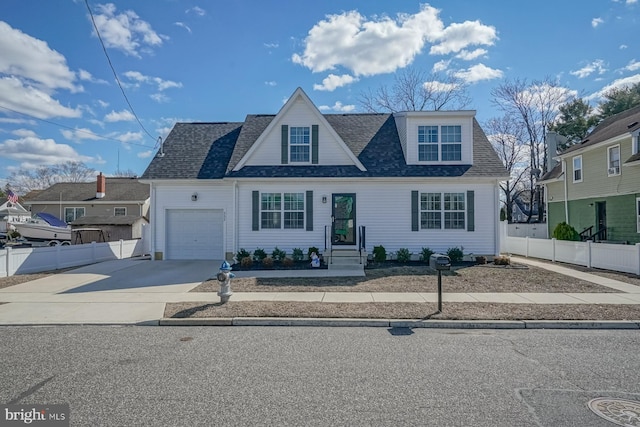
[{"xmin": 332, "ymin": 194, "xmax": 356, "ymax": 245}]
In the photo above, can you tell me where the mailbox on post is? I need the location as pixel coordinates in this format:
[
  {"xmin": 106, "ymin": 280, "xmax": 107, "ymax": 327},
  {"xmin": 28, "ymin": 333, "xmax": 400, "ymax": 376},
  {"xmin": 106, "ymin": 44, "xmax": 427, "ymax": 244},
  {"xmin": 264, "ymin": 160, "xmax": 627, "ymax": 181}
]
[
  {"xmin": 430, "ymin": 254, "xmax": 451, "ymax": 271},
  {"xmin": 429, "ymin": 254, "xmax": 451, "ymax": 312}
]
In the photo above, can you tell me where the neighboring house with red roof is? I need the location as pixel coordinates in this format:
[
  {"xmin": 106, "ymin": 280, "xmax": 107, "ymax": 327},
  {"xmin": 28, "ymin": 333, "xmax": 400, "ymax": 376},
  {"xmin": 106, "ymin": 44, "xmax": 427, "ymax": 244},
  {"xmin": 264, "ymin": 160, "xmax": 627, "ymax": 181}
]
[
  {"xmin": 141, "ymin": 88, "xmax": 508, "ymax": 263},
  {"xmin": 540, "ymin": 105, "xmax": 640, "ymax": 244}
]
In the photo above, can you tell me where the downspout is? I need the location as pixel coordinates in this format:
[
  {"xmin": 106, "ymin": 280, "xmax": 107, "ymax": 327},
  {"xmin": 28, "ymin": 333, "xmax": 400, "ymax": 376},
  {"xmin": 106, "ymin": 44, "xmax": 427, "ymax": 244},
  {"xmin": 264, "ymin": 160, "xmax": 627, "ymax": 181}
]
[
  {"xmin": 233, "ymin": 180, "xmax": 239, "ymax": 257},
  {"xmin": 563, "ymin": 159, "xmax": 569, "ymax": 223},
  {"xmin": 150, "ymin": 182, "xmax": 156, "ymax": 261},
  {"xmin": 494, "ymin": 182, "xmax": 500, "ymax": 257}
]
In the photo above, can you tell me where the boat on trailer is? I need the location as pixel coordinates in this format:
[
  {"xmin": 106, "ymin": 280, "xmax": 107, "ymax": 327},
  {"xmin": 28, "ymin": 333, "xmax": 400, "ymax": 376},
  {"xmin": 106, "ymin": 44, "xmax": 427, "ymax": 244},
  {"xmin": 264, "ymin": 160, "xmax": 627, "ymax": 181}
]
[{"xmin": 11, "ymin": 212, "xmax": 71, "ymax": 244}]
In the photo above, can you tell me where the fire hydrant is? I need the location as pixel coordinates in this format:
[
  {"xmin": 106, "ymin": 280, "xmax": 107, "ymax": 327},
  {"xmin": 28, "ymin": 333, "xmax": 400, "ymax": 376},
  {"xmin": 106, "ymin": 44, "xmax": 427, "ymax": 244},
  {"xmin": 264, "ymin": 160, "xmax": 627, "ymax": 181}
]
[{"xmin": 216, "ymin": 261, "xmax": 235, "ymax": 303}]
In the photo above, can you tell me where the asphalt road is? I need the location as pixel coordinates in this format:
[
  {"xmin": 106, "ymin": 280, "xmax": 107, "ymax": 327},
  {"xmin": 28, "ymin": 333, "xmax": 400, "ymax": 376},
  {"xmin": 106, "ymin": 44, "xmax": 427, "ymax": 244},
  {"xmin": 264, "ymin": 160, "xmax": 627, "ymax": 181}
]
[{"xmin": 1, "ymin": 326, "xmax": 639, "ymax": 426}]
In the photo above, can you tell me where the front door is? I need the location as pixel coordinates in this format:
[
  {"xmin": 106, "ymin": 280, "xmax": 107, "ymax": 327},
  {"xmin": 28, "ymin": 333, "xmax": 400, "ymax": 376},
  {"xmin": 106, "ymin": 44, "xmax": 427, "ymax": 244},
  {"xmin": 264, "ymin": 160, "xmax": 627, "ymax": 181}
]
[
  {"xmin": 596, "ymin": 201, "xmax": 607, "ymax": 240},
  {"xmin": 332, "ymin": 194, "xmax": 356, "ymax": 245}
]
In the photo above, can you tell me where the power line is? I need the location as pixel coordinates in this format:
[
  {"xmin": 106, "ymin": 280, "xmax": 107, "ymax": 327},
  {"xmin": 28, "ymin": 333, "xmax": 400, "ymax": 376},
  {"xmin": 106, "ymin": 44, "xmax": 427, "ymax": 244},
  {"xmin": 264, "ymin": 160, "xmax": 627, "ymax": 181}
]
[
  {"xmin": 0, "ymin": 104, "xmax": 153, "ymax": 148},
  {"xmin": 84, "ymin": 0, "xmax": 157, "ymax": 142}
]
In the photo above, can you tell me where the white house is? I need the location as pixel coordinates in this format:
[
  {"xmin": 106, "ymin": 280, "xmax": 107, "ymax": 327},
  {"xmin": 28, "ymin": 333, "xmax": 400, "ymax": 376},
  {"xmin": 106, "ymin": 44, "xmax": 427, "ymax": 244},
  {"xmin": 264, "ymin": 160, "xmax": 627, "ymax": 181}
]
[{"xmin": 141, "ymin": 88, "xmax": 508, "ymax": 263}]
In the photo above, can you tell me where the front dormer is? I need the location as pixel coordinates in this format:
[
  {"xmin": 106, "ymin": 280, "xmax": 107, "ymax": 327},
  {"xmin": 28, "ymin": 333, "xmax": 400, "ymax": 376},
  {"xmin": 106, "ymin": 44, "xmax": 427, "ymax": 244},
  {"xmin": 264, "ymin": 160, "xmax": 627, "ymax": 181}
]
[{"xmin": 393, "ymin": 110, "xmax": 475, "ymax": 165}]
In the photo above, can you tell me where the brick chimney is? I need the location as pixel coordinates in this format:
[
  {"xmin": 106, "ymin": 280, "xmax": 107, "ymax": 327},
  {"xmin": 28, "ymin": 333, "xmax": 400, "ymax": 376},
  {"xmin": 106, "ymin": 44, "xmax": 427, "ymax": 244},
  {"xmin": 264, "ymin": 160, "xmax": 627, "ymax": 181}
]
[{"xmin": 96, "ymin": 172, "xmax": 106, "ymax": 199}]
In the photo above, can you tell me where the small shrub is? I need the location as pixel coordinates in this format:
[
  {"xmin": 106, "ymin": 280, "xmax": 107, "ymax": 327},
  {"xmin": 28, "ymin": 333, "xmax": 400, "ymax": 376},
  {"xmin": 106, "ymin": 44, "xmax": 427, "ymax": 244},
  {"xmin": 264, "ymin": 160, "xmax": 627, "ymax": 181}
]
[
  {"xmin": 262, "ymin": 256, "xmax": 274, "ymax": 268},
  {"xmin": 282, "ymin": 257, "xmax": 294, "ymax": 267},
  {"xmin": 419, "ymin": 247, "xmax": 434, "ymax": 262},
  {"xmin": 236, "ymin": 248, "xmax": 252, "ymax": 263},
  {"xmin": 396, "ymin": 248, "xmax": 412, "ymax": 263},
  {"xmin": 552, "ymin": 221, "xmax": 580, "ymax": 241},
  {"xmin": 446, "ymin": 246, "xmax": 464, "ymax": 263},
  {"xmin": 372, "ymin": 245, "xmax": 387, "ymax": 262},
  {"xmin": 494, "ymin": 256, "xmax": 510, "ymax": 266},
  {"xmin": 292, "ymin": 248, "xmax": 304, "ymax": 262},
  {"xmin": 240, "ymin": 257, "xmax": 253, "ymax": 268},
  {"xmin": 271, "ymin": 247, "xmax": 286, "ymax": 261},
  {"xmin": 253, "ymin": 248, "xmax": 267, "ymax": 262},
  {"xmin": 307, "ymin": 246, "xmax": 320, "ymax": 260},
  {"xmin": 475, "ymin": 256, "xmax": 487, "ymax": 265}
]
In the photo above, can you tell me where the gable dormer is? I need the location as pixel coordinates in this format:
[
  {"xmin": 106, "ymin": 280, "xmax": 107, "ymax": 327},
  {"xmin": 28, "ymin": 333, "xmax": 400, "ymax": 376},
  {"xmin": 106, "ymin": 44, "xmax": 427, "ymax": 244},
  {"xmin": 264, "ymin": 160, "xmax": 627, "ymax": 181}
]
[
  {"xmin": 233, "ymin": 88, "xmax": 365, "ymax": 171},
  {"xmin": 393, "ymin": 110, "xmax": 475, "ymax": 165}
]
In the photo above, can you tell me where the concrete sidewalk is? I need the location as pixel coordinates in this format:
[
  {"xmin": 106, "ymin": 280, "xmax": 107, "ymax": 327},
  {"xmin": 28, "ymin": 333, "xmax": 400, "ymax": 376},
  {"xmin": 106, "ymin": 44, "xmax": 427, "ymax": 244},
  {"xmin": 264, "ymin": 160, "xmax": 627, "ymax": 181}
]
[{"xmin": 0, "ymin": 257, "xmax": 638, "ymax": 326}]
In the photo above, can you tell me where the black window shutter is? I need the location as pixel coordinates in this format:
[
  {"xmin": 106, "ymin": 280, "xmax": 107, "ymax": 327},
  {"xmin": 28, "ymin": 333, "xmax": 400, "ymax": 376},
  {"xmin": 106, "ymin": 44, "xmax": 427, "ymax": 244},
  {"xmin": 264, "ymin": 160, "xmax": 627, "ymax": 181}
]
[
  {"xmin": 306, "ymin": 191, "xmax": 313, "ymax": 231},
  {"xmin": 411, "ymin": 190, "xmax": 419, "ymax": 231},
  {"xmin": 467, "ymin": 190, "xmax": 475, "ymax": 231},
  {"xmin": 311, "ymin": 125, "xmax": 319, "ymax": 164},
  {"xmin": 252, "ymin": 191, "xmax": 260, "ymax": 231},
  {"xmin": 281, "ymin": 125, "xmax": 288, "ymax": 164}
]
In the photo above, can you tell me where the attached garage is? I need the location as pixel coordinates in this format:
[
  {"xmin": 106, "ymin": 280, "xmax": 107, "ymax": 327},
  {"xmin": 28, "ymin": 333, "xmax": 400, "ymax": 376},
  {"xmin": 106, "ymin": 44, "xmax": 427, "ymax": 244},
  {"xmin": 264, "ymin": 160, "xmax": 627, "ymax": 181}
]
[{"xmin": 165, "ymin": 209, "xmax": 224, "ymax": 260}]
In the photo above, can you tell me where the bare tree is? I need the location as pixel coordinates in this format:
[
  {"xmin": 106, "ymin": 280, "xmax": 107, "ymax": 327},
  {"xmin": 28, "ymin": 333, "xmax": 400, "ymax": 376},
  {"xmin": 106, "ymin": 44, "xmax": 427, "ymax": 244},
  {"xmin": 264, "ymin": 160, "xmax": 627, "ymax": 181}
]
[
  {"xmin": 491, "ymin": 77, "xmax": 575, "ymax": 222},
  {"xmin": 359, "ymin": 68, "xmax": 471, "ymax": 113},
  {"xmin": 484, "ymin": 115, "xmax": 530, "ymax": 223},
  {"xmin": 113, "ymin": 169, "xmax": 138, "ymax": 177},
  {"xmin": 8, "ymin": 161, "xmax": 96, "ymax": 194}
]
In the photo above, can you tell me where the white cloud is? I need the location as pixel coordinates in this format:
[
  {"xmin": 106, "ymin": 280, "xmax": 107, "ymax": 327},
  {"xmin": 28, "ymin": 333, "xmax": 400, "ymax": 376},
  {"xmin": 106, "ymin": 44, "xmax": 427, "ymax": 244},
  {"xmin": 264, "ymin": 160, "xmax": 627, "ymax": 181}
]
[
  {"xmin": 0, "ymin": 131, "xmax": 94, "ymax": 168},
  {"xmin": 432, "ymin": 60, "xmax": 450, "ymax": 73},
  {"xmin": 423, "ymin": 80, "xmax": 459, "ymax": 92},
  {"xmin": 264, "ymin": 81, "xmax": 277, "ymax": 86},
  {"xmin": 186, "ymin": 6, "xmax": 206, "ymax": 16},
  {"xmin": 455, "ymin": 48, "xmax": 487, "ymax": 60},
  {"xmin": 96, "ymin": 99, "xmax": 110, "ymax": 108},
  {"xmin": 150, "ymin": 93, "xmax": 169, "ymax": 103},
  {"xmin": 123, "ymin": 70, "xmax": 182, "ymax": 91},
  {"xmin": 0, "ymin": 21, "xmax": 79, "ymax": 92},
  {"xmin": 570, "ymin": 59, "xmax": 607, "ymax": 78},
  {"xmin": 623, "ymin": 59, "xmax": 640, "ymax": 72},
  {"xmin": 429, "ymin": 21, "xmax": 497, "ymax": 55},
  {"xmin": 77, "ymin": 69, "xmax": 107, "ymax": 84},
  {"xmin": 627, "ymin": 0, "xmax": 638, "ymax": 4},
  {"xmin": 318, "ymin": 101, "xmax": 356, "ymax": 112},
  {"xmin": 0, "ymin": 76, "xmax": 81, "ymax": 119},
  {"xmin": 454, "ymin": 63, "xmax": 503, "ymax": 83},
  {"xmin": 264, "ymin": 43, "xmax": 279, "ymax": 48},
  {"xmin": 313, "ymin": 74, "xmax": 358, "ymax": 91},
  {"xmin": 114, "ymin": 131, "xmax": 143, "ymax": 143},
  {"xmin": 519, "ymin": 83, "xmax": 577, "ymax": 110},
  {"xmin": 620, "ymin": 44, "xmax": 628, "ymax": 49},
  {"xmin": 0, "ymin": 117, "xmax": 36, "ymax": 125},
  {"xmin": 587, "ymin": 73, "xmax": 640, "ymax": 101},
  {"xmin": 104, "ymin": 109, "xmax": 135, "ymax": 122},
  {"xmin": 92, "ymin": 3, "xmax": 165, "ymax": 57},
  {"xmin": 592, "ymin": 17, "xmax": 604, "ymax": 28},
  {"xmin": 292, "ymin": 5, "xmax": 497, "ymax": 77},
  {"xmin": 60, "ymin": 127, "xmax": 103, "ymax": 141},
  {"xmin": 174, "ymin": 22, "xmax": 192, "ymax": 33},
  {"xmin": 137, "ymin": 150, "xmax": 153, "ymax": 158},
  {"xmin": 12, "ymin": 129, "xmax": 37, "ymax": 138}
]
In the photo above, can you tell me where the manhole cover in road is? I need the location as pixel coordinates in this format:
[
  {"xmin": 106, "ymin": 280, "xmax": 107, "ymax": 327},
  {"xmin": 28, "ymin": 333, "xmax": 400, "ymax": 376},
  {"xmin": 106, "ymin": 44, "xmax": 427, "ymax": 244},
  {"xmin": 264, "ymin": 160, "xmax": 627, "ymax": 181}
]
[{"xmin": 588, "ymin": 398, "xmax": 640, "ymax": 426}]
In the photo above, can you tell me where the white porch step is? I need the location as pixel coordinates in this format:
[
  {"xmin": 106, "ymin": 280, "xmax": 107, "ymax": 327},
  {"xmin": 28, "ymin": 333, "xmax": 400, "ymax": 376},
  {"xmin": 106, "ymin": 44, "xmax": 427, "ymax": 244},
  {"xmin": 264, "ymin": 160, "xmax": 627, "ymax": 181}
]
[{"xmin": 326, "ymin": 250, "xmax": 366, "ymax": 270}]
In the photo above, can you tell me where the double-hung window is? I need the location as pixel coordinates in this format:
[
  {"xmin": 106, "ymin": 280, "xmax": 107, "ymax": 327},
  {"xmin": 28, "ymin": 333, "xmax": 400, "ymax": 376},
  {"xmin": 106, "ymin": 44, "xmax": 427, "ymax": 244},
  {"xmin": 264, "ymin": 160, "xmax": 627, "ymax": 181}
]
[
  {"xmin": 419, "ymin": 192, "xmax": 465, "ymax": 229},
  {"xmin": 290, "ymin": 127, "xmax": 310, "ymax": 163},
  {"xmin": 418, "ymin": 126, "xmax": 439, "ymax": 161},
  {"xmin": 260, "ymin": 192, "xmax": 305, "ymax": 229},
  {"xmin": 572, "ymin": 155, "xmax": 582, "ymax": 182},
  {"xmin": 441, "ymin": 126, "xmax": 462, "ymax": 161},
  {"xmin": 114, "ymin": 207, "xmax": 127, "ymax": 216},
  {"xmin": 607, "ymin": 145, "xmax": 620, "ymax": 176},
  {"xmin": 64, "ymin": 207, "xmax": 85, "ymax": 223},
  {"xmin": 418, "ymin": 125, "xmax": 462, "ymax": 161}
]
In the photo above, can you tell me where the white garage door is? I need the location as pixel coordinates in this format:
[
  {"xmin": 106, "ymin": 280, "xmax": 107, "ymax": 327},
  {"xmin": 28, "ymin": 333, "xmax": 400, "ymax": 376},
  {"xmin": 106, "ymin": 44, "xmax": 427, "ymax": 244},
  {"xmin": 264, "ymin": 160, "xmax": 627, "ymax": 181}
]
[{"xmin": 166, "ymin": 209, "xmax": 224, "ymax": 260}]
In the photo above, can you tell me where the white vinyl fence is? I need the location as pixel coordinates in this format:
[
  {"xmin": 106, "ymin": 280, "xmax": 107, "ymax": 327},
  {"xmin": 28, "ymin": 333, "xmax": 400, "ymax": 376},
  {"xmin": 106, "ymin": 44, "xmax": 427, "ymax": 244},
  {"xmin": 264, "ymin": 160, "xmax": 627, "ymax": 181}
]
[
  {"xmin": 507, "ymin": 223, "xmax": 548, "ymax": 239},
  {"xmin": 500, "ymin": 222, "xmax": 640, "ymax": 275},
  {"xmin": 0, "ymin": 239, "xmax": 150, "ymax": 277}
]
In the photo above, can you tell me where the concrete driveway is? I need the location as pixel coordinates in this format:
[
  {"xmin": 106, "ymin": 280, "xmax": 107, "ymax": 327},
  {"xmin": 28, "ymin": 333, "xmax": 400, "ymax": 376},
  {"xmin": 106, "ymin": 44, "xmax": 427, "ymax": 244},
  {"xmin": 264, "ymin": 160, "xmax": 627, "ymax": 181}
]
[{"xmin": 0, "ymin": 259, "xmax": 220, "ymax": 325}]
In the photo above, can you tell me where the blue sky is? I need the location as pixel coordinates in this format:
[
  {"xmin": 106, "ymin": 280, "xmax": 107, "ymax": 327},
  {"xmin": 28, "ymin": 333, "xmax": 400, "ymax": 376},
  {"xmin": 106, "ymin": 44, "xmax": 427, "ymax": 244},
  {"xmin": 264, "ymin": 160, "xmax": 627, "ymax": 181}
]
[{"xmin": 0, "ymin": 0, "xmax": 639, "ymax": 183}]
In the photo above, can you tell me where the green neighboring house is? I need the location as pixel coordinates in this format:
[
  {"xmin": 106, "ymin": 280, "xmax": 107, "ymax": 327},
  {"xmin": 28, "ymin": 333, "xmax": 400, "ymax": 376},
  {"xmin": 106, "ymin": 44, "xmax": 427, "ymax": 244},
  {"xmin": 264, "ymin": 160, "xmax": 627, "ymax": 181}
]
[{"xmin": 540, "ymin": 105, "xmax": 640, "ymax": 244}]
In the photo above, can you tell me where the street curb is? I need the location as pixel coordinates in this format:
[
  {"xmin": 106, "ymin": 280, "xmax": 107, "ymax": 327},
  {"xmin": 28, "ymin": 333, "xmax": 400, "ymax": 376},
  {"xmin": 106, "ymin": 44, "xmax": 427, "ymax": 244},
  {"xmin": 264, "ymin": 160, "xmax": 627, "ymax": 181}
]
[{"xmin": 158, "ymin": 318, "xmax": 640, "ymax": 329}]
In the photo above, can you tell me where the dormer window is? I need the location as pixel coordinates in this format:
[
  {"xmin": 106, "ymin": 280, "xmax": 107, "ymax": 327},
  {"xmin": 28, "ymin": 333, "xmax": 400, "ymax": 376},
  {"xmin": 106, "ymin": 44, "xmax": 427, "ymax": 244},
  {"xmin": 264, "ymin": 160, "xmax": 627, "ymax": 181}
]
[
  {"xmin": 290, "ymin": 127, "xmax": 310, "ymax": 162},
  {"xmin": 418, "ymin": 125, "xmax": 462, "ymax": 162}
]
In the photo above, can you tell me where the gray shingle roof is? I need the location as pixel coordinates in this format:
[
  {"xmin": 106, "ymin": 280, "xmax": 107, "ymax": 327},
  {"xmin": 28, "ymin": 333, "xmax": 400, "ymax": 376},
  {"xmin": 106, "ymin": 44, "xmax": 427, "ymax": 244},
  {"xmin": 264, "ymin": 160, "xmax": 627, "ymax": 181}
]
[
  {"xmin": 25, "ymin": 177, "xmax": 150, "ymax": 202},
  {"xmin": 142, "ymin": 114, "xmax": 508, "ymax": 180},
  {"xmin": 561, "ymin": 104, "xmax": 640, "ymax": 156}
]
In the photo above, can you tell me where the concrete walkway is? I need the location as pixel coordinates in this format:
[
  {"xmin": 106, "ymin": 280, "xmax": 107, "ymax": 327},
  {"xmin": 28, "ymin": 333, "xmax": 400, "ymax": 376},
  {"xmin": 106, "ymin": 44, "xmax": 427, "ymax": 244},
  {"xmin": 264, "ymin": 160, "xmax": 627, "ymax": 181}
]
[{"xmin": 0, "ymin": 257, "xmax": 638, "ymax": 325}]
